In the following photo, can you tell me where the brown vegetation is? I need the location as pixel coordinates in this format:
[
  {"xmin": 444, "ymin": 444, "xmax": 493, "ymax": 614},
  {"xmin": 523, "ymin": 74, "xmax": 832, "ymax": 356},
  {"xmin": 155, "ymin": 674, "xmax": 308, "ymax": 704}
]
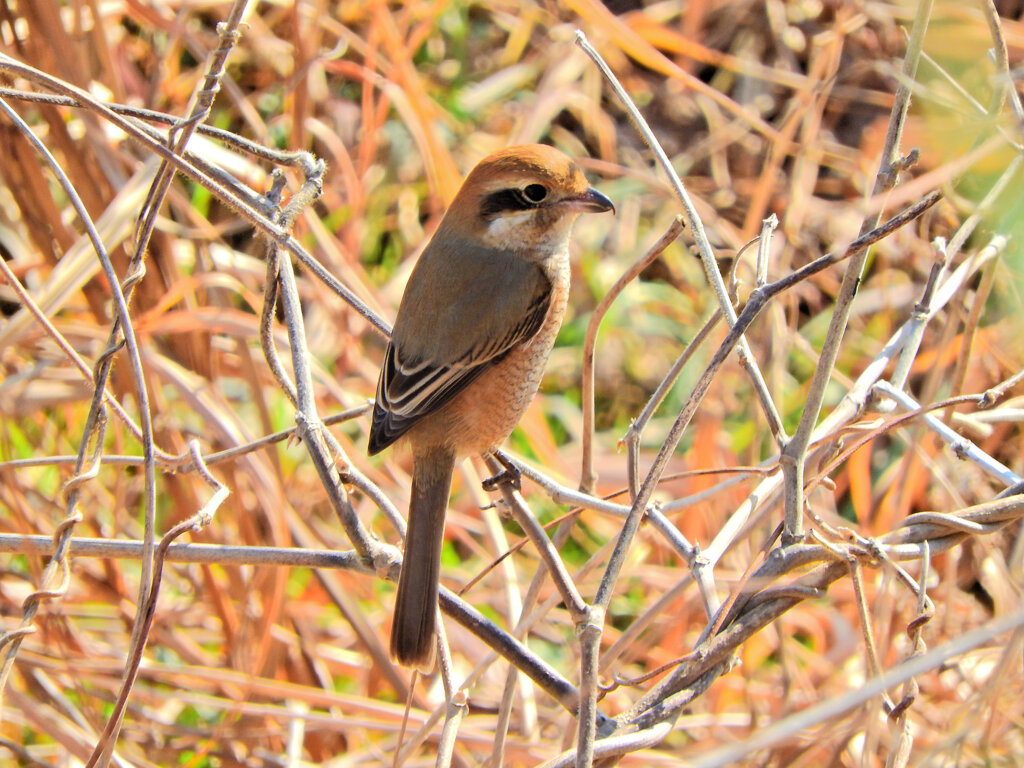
[{"xmin": 1, "ymin": 1, "xmax": 1022, "ymax": 766}]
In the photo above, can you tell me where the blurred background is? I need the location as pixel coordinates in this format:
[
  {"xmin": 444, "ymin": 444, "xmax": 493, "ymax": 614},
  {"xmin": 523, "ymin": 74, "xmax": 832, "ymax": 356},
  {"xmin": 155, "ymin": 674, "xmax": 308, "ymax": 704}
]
[{"xmin": 1, "ymin": 1, "xmax": 1022, "ymax": 765}]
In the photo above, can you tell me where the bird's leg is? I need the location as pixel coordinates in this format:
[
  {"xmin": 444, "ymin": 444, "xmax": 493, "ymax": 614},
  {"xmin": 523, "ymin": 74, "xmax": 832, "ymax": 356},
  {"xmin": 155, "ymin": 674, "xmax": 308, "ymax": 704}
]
[{"xmin": 482, "ymin": 450, "xmax": 522, "ymax": 492}]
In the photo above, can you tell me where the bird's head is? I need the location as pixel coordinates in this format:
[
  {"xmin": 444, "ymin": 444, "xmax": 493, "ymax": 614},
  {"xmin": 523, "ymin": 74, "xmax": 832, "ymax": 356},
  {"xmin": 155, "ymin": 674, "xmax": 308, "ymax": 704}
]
[{"xmin": 442, "ymin": 144, "xmax": 614, "ymax": 256}]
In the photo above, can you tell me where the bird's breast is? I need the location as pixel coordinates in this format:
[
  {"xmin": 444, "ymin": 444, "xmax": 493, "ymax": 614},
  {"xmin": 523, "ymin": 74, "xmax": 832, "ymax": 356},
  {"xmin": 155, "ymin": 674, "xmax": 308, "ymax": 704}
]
[{"xmin": 408, "ymin": 262, "xmax": 570, "ymax": 457}]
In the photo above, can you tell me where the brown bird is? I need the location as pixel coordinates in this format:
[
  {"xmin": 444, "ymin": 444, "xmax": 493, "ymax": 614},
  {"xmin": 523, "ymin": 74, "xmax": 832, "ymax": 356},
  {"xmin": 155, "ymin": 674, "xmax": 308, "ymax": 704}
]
[{"xmin": 368, "ymin": 144, "xmax": 613, "ymax": 670}]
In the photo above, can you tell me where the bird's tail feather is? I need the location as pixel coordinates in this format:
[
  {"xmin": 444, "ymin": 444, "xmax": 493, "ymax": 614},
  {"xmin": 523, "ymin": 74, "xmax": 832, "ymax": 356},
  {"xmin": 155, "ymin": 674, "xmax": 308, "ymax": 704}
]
[{"xmin": 390, "ymin": 447, "xmax": 455, "ymax": 671}]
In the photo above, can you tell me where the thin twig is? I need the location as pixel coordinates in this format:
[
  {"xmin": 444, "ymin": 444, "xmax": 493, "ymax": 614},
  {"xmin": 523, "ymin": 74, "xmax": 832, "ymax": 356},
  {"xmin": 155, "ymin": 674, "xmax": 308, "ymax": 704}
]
[
  {"xmin": 684, "ymin": 605, "xmax": 1024, "ymax": 768},
  {"xmin": 616, "ymin": 491, "xmax": 1024, "ymax": 732},
  {"xmin": 597, "ymin": 190, "xmax": 942, "ymax": 614},
  {"xmin": 623, "ymin": 308, "xmax": 722, "ymax": 500},
  {"xmin": 0, "ymin": 86, "xmax": 319, "ymax": 169},
  {"xmin": 577, "ymin": 29, "xmax": 785, "ymax": 451},
  {"xmin": 780, "ymin": 0, "xmax": 935, "ymax": 542},
  {"xmin": 580, "ymin": 216, "xmax": 685, "ymax": 492},
  {"xmin": 873, "ymin": 382, "xmax": 1021, "ymax": 487},
  {"xmin": 0, "ymin": 534, "xmax": 369, "ymax": 569},
  {"xmin": 0, "ymin": 51, "xmax": 390, "ymax": 338},
  {"xmin": 436, "ymin": 689, "xmax": 468, "ymax": 768},
  {"xmin": 0, "ymin": 96, "xmax": 155, "ymax": 724},
  {"xmin": 84, "ymin": 443, "xmax": 228, "ymax": 767},
  {"xmin": 274, "ymin": 201, "xmax": 376, "ymax": 562},
  {"xmin": 483, "ymin": 456, "xmax": 588, "ymax": 622}
]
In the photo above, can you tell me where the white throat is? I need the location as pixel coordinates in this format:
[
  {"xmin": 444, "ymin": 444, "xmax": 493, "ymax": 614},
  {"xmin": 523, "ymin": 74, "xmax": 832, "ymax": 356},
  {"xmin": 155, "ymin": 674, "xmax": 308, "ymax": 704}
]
[{"xmin": 483, "ymin": 211, "xmax": 578, "ymax": 260}]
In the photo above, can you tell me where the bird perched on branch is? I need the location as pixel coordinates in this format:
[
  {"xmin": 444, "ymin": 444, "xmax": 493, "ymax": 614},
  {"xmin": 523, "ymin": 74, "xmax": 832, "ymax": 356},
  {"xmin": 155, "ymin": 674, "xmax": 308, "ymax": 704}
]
[{"xmin": 368, "ymin": 144, "xmax": 614, "ymax": 670}]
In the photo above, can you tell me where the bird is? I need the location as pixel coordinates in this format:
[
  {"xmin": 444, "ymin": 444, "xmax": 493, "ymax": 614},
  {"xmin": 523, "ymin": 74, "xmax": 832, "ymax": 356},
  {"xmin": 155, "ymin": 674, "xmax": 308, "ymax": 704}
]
[{"xmin": 368, "ymin": 144, "xmax": 614, "ymax": 670}]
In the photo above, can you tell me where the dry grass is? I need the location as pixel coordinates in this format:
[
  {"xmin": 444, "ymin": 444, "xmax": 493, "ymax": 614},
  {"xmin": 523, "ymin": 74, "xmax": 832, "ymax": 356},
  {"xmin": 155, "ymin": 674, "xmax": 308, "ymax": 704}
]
[{"xmin": 1, "ymin": 1, "xmax": 1023, "ymax": 766}]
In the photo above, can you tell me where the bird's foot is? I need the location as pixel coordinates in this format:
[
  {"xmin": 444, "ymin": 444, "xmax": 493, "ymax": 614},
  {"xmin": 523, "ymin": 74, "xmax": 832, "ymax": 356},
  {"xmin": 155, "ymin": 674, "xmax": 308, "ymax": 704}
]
[{"xmin": 482, "ymin": 453, "xmax": 522, "ymax": 492}]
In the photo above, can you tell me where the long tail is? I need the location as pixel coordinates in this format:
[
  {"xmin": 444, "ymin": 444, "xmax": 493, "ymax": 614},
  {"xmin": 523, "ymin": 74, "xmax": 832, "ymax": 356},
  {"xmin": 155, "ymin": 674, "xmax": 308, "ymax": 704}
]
[{"xmin": 390, "ymin": 447, "xmax": 455, "ymax": 671}]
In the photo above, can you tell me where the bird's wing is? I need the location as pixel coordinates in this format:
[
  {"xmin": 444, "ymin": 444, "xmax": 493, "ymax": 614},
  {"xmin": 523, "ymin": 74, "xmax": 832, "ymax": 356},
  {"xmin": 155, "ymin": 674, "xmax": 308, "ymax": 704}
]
[{"xmin": 367, "ymin": 238, "xmax": 553, "ymax": 454}]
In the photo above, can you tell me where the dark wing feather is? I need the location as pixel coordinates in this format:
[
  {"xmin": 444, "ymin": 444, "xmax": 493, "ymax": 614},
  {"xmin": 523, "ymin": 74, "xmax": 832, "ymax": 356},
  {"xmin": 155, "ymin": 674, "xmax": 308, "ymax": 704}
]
[{"xmin": 368, "ymin": 279, "xmax": 550, "ymax": 455}]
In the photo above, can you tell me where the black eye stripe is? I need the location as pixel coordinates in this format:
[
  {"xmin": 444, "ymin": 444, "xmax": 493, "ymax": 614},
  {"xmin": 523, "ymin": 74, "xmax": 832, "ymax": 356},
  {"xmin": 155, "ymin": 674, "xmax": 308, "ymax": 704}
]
[{"xmin": 480, "ymin": 186, "xmax": 547, "ymax": 218}]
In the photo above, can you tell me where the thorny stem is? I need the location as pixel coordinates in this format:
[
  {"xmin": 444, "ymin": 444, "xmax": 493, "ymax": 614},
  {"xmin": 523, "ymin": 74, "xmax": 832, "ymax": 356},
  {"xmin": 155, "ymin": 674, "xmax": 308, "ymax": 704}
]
[
  {"xmin": 573, "ymin": 30, "xmax": 934, "ymax": 623},
  {"xmin": 671, "ymin": 606, "xmax": 1024, "ymax": 768},
  {"xmin": 0, "ymin": 97, "xmax": 153, "ymax": 733},
  {"xmin": 576, "ymin": 30, "xmax": 784, "ymax": 451},
  {"xmin": 0, "ymin": 86, "xmax": 320, "ymax": 169},
  {"xmin": 0, "ymin": 51, "xmax": 390, "ymax": 338},
  {"xmin": 274, "ymin": 216, "xmax": 376, "ymax": 562},
  {"xmin": 580, "ymin": 217, "xmax": 685, "ymax": 493},
  {"xmin": 613, "ymin": 232, "xmax": 1002, "ymax": 732},
  {"xmin": 92, "ymin": 8, "xmax": 253, "ymax": 763},
  {"xmin": 84, "ymin": 444, "xmax": 228, "ymax": 767},
  {"xmin": 483, "ymin": 456, "xmax": 588, "ymax": 621},
  {"xmin": 780, "ymin": 0, "xmax": 934, "ymax": 543},
  {"xmin": 623, "ymin": 309, "xmax": 722, "ymax": 500},
  {"xmin": 594, "ymin": 191, "xmax": 940, "ymax": 613},
  {"xmin": 575, "ymin": 604, "xmax": 604, "ymax": 768}
]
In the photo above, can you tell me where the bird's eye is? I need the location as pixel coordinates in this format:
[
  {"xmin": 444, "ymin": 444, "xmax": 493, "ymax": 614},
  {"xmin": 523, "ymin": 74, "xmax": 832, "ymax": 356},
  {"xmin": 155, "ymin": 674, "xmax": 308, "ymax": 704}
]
[{"xmin": 522, "ymin": 184, "xmax": 547, "ymax": 203}]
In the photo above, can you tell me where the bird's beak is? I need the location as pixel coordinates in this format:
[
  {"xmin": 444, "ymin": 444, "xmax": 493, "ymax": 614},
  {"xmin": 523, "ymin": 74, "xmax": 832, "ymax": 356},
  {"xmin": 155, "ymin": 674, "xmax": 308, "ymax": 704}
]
[{"xmin": 563, "ymin": 187, "xmax": 615, "ymax": 215}]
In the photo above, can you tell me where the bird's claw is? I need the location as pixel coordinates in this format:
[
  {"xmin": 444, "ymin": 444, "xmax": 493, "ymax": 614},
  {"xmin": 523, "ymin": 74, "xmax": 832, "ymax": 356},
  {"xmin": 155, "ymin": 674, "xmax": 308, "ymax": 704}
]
[{"xmin": 482, "ymin": 466, "xmax": 521, "ymax": 493}]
